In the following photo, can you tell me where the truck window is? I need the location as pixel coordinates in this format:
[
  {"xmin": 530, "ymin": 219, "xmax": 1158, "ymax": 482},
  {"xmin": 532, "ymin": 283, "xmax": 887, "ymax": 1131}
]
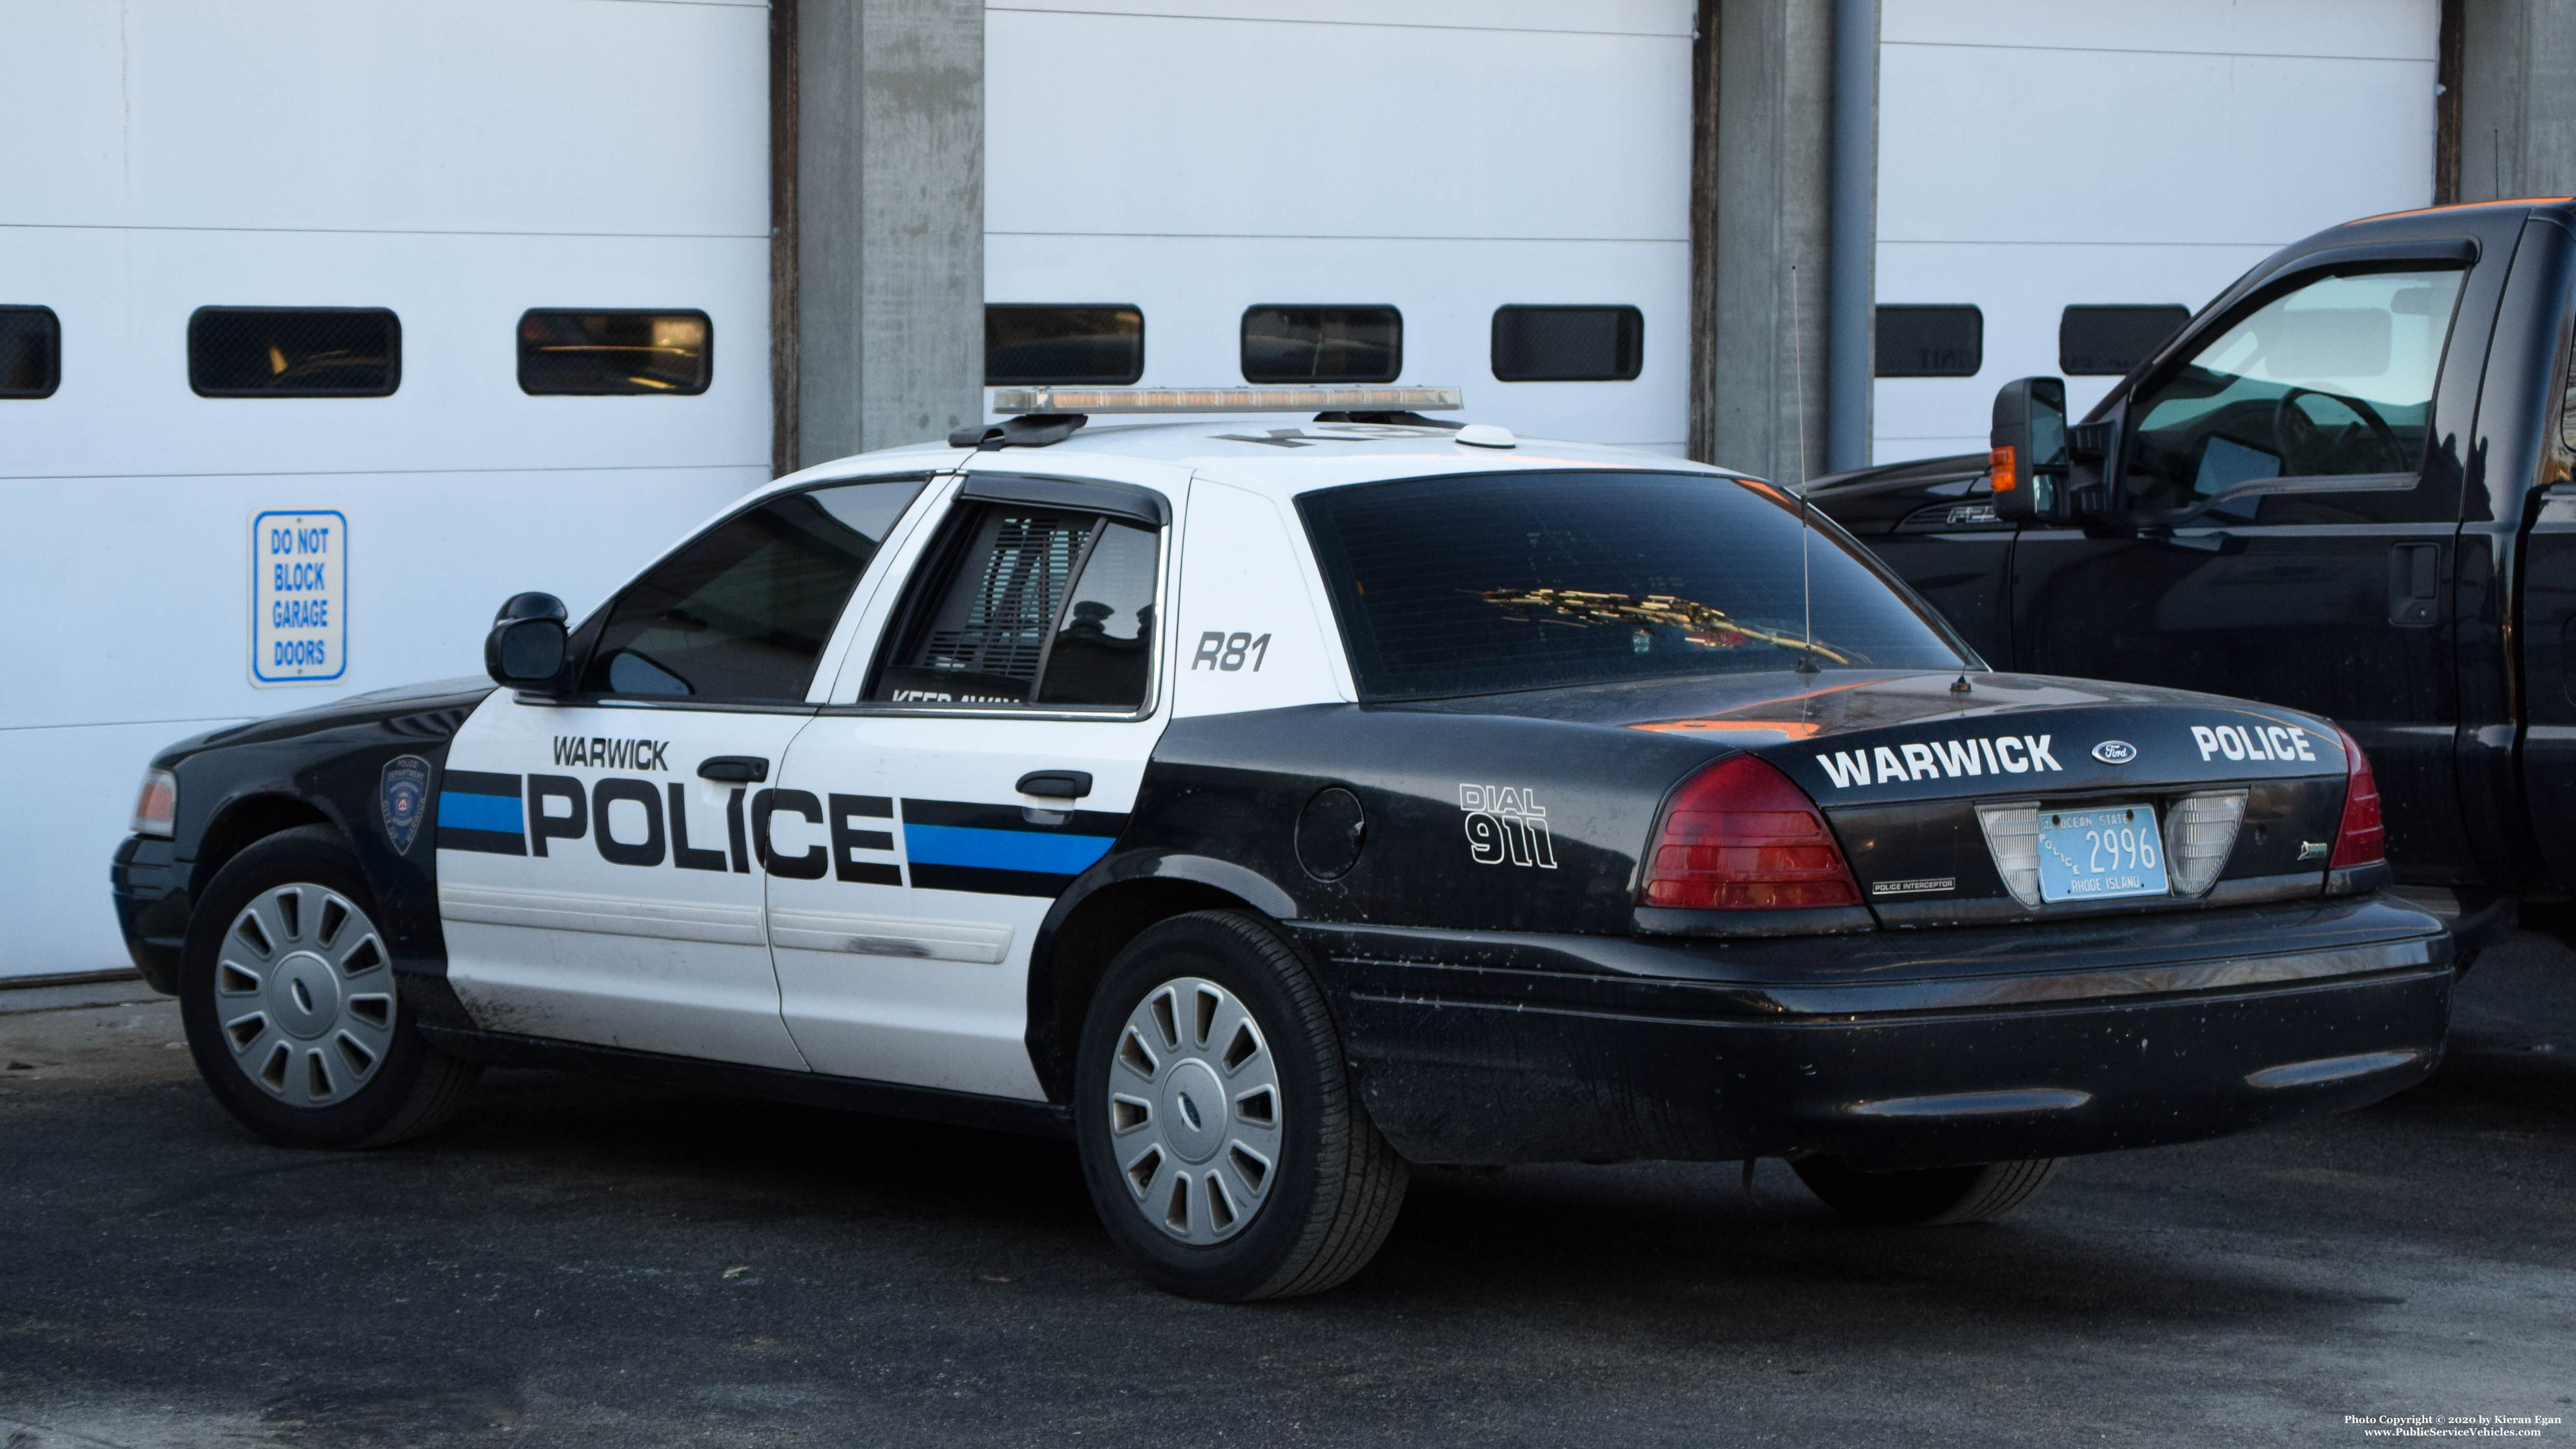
[{"xmin": 2121, "ymin": 267, "xmax": 2464, "ymax": 513}]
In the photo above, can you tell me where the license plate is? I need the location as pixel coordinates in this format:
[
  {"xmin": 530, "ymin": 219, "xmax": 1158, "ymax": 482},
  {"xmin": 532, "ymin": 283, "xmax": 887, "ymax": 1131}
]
[{"xmin": 2036, "ymin": 803, "xmax": 2169, "ymax": 903}]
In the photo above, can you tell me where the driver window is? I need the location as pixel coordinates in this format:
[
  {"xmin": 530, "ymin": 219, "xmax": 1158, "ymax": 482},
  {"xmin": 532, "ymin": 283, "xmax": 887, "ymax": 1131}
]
[
  {"xmin": 2121, "ymin": 267, "xmax": 2464, "ymax": 514},
  {"xmin": 580, "ymin": 478, "xmax": 927, "ymax": 702}
]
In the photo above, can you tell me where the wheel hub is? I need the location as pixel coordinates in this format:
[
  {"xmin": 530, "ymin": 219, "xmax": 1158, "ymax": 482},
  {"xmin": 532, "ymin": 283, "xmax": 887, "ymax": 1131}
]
[
  {"xmin": 267, "ymin": 952, "xmax": 342, "ymax": 1040},
  {"xmin": 213, "ymin": 882, "xmax": 397, "ymax": 1108},
  {"xmin": 1107, "ymin": 976, "xmax": 1284, "ymax": 1245}
]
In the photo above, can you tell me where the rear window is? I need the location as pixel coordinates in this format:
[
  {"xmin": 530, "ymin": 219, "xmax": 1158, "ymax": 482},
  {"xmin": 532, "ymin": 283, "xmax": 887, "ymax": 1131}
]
[{"xmin": 1298, "ymin": 471, "xmax": 1966, "ymax": 699}]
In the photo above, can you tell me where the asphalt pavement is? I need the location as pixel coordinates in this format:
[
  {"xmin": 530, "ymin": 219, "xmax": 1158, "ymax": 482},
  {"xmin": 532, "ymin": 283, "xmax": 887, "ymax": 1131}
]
[{"xmin": 3, "ymin": 938, "xmax": 2572, "ymax": 1449}]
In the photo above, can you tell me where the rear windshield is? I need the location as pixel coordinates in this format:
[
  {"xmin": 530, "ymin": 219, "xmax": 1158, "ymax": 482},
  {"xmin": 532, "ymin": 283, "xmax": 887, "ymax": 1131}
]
[{"xmin": 1298, "ymin": 470, "xmax": 1966, "ymax": 700}]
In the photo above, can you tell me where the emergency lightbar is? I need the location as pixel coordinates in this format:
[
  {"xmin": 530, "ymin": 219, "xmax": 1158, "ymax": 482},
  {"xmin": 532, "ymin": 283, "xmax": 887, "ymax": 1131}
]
[{"xmin": 987, "ymin": 385, "xmax": 1463, "ymax": 414}]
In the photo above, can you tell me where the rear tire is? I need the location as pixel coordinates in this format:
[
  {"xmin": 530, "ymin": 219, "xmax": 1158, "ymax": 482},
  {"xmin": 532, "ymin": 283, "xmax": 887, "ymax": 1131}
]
[
  {"xmin": 179, "ymin": 825, "xmax": 478, "ymax": 1149},
  {"xmin": 1074, "ymin": 910, "xmax": 1409, "ymax": 1301},
  {"xmin": 1792, "ymin": 1155, "xmax": 2058, "ymax": 1225}
]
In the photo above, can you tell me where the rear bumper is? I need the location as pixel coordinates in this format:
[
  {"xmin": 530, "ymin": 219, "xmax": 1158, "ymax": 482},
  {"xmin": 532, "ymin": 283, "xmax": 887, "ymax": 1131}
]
[
  {"xmin": 109, "ymin": 835, "xmax": 188, "ymax": 995},
  {"xmin": 1293, "ymin": 896, "xmax": 2450, "ymax": 1169}
]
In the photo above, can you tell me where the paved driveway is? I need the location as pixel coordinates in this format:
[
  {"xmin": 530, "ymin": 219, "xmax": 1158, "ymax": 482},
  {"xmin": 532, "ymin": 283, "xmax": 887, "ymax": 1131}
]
[{"xmin": 3, "ymin": 938, "xmax": 2572, "ymax": 1448}]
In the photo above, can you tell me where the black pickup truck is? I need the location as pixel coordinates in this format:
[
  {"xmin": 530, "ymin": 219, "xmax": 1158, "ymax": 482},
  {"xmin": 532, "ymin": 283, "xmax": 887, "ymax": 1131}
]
[{"xmin": 1809, "ymin": 197, "xmax": 2576, "ymax": 950}]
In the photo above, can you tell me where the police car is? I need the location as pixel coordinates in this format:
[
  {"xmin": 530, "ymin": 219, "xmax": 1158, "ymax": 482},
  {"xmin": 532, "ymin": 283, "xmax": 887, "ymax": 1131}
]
[{"xmin": 113, "ymin": 386, "xmax": 2449, "ymax": 1301}]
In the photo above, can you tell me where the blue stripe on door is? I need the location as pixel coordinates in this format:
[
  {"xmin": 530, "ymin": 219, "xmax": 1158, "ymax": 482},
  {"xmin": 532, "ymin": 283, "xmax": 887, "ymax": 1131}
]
[
  {"xmin": 902, "ymin": 823, "xmax": 1115, "ymax": 876},
  {"xmin": 438, "ymin": 791, "xmax": 526, "ymax": 834}
]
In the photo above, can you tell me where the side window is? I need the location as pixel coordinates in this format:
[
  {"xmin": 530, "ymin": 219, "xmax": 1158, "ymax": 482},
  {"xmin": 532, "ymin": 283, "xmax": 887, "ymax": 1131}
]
[
  {"xmin": 872, "ymin": 506, "xmax": 1160, "ymax": 710},
  {"xmin": 581, "ymin": 478, "xmax": 927, "ymax": 702},
  {"xmin": 2122, "ymin": 267, "xmax": 2466, "ymax": 513}
]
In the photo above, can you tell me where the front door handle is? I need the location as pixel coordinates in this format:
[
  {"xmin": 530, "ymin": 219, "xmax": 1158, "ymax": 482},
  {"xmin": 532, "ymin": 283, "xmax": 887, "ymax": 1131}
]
[
  {"xmin": 2389, "ymin": 543, "xmax": 2440, "ymax": 627},
  {"xmin": 699, "ymin": 756, "xmax": 770, "ymax": 783},
  {"xmin": 1017, "ymin": 770, "xmax": 1092, "ymax": 800}
]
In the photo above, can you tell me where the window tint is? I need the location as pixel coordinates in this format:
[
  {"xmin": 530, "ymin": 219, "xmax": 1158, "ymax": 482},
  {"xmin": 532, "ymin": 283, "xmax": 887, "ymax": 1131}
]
[
  {"xmin": 2059, "ymin": 304, "xmax": 2189, "ymax": 376},
  {"xmin": 1491, "ymin": 305, "xmax": 1643, "ymax": 382},
  {"xmin": 1241, "ymin": 305, "xmax": 1400, "ymax": 384},
  {"xmin": 1874, "ymin": 305, "xmax": 1982, "ymax": 378},
  {"xmin": 986, "ymin": 304, "xmax": 1145, "ymax": 385},
  {"xmin": 1, "ymin": 306, "xmax": 60, "ymax": 398},
  {"xmin": 874, "ymin": 506, "xmax": 1159, "ymax": 710},
  {"xmin": 2122, "ymin": 267, "xmax": 2464, "ymax": 512},
  {"xmin": 189, "ymin": 308, "xmax": 399, "ymax": 396},
  {"xmin": 582, "ymin": 478, "xmax": 927, "ymax": 702},
  {"xmin": 1299, "ymin": 472, "xmax": 1964, "ymax": 700},
  {"xmin": 519, "ymin": 310, "xmax": 710, "ymax": 395}
]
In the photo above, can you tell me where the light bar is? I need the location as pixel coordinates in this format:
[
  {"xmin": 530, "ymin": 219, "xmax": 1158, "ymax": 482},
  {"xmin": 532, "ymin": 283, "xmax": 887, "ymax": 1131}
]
[{"xmin": 988, "ymin": 385, "xmax": 1463, "ymax": 415}]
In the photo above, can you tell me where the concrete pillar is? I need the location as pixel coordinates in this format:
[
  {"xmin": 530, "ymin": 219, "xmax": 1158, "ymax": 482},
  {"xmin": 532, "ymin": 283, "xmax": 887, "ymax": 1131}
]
[
  {"xmin": 793, "ymin": 0, "xmax": 984, "ymax": 469},
  {"xmin": 1706, "ymin": 0, "xmax": 1835, "ymax": 486},
  {"xmin": 1824, "ymin": 0, "xmax": 1876, "ymax": 475},
  {"xmin": 2458, "ymin": 0, "xmax": 2576, "ymax": 202}
]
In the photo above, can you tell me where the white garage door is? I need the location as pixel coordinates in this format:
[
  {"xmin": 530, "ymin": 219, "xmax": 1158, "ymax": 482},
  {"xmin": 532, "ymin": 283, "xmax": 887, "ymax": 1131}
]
[
  {"xmin": 1873, "ymin": 0, "xmax": 2440, "ymax": 463},
  {"xmin": 985, "ymin": 0, "xmax": 1694, "ymax": 451}
]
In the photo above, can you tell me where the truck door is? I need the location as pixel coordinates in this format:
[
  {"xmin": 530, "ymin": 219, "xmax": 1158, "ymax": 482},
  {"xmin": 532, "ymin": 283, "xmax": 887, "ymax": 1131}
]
[
  {"xmin": 2012, "ymin": 254, "xmax": 2483, "ymax": 881},
  {"xmin": 2521, "ymin": 449, "xmax": 2576, "ymax": 889}
]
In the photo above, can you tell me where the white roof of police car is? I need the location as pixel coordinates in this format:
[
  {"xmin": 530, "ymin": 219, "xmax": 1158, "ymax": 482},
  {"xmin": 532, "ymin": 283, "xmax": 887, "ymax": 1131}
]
[{"xmin": 765, "ymin": 419, "xmax": 1751, "ymax": 507}]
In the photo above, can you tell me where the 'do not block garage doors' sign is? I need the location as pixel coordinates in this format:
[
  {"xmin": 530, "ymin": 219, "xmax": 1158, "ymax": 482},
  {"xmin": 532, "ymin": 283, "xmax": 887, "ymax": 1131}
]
[{"xmin": 250, "ymin": 510, "xmax": 346, "ymax": 686}]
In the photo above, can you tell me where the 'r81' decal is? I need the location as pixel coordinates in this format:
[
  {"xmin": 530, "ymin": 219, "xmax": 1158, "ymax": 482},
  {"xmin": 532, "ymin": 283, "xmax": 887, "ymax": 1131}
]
[
  {"xmin": 1459, "ymin": 784, "xmax": 1556, "ymax": 869},
  {"xmin": 1192, "ymin": 631, "xmax": 1271, "ymax": 671}
]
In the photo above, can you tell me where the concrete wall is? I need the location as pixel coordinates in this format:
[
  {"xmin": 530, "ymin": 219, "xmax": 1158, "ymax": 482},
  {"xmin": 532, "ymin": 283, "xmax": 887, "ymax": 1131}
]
[
  {"xmin": 2459, "ymin": 0, "xmax": 2576, "ymax": 201},
  {"xmin": 796, "ymin": 0, "xmax": 984, "ymax": 466}
]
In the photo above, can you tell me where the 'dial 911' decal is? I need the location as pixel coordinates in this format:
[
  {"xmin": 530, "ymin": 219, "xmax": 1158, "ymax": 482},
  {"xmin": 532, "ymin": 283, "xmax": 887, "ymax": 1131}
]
[{"xmin": 1459, "ymin": 783, "xmax": 1557, "ymax": 868}]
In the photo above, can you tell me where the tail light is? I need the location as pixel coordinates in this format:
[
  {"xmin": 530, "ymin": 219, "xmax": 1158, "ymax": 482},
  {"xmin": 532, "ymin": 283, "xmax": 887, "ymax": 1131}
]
[
  {"xmin": 2328, "ymin": 726, "xmax": 2384, "ymax": 869},
  {"xmin": 1639, "ymin": 755, "xmax": 1861, "ymax": 910}
]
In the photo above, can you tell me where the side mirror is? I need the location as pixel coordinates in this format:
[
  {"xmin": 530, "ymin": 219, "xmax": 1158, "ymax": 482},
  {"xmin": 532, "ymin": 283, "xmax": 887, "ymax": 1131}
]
[
  {"xmin": 1988, "ymin": 377, "xmax": 2070, "ymax": 522},
  {"xmin": 484, "ymin": 592, "xmax": 569, "ymax": 689}
]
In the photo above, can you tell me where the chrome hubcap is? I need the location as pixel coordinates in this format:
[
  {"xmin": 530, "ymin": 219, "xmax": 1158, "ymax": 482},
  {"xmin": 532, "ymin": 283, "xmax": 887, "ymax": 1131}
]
[
  {"xmin": 1109, "ymin": 977, "xmax": 1282, "ymax": 1245},
  {"xmin": 214, "ymin": 883, "xmax": 396, "ymax": 1108}
]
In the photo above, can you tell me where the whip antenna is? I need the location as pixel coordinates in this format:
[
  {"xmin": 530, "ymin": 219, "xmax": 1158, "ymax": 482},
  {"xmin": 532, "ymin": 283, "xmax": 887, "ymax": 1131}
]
[{"xmin": 1790, "ymin": 262, "xmax": 1818, "ymax": 675}]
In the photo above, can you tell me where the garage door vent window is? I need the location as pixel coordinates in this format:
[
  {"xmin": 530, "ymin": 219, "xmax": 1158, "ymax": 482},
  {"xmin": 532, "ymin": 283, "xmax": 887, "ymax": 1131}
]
[
  {"xmin": 1874, "ymin": 305, "xmax": 1982, "ymax": 378},
  {"xmin": 0, "ymin": 306, "xmax": 60, "ymax": 398},
  {"xmin": 518, "ymin": 310, "xmax": 711, "ymax": 395},
  {"xmin": 2059, "ymin": 305, "xmax": 2190, "ymax": 377},
  {"xmin": 1241, "ymin": 305, "xmax": 1401, "ymax": 384},
  {"xmin": 188, "ymin": 307, "xmax": 399, "ymax": 397},
  {"xmin": 986, "ymin": 305, "xmax": 1144, "ymax": 386},
  {"xmin": 1490, "ymin": 305, "xmax": 1642, "ymax": 382}
]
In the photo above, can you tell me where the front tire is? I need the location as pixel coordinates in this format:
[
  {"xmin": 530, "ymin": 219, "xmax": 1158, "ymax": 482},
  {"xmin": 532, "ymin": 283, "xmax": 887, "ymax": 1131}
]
[
  {"xmin": 1074, "ymin": 911, "xmax": 1408, "ymax": 1301},
  {"xmin": 179, "ymin": 825, "xmax": 478, "ymax": 1149},
  {"xmin": 1792, "ymin": 1155, "xmax": 2059, "ymax": 1225}
]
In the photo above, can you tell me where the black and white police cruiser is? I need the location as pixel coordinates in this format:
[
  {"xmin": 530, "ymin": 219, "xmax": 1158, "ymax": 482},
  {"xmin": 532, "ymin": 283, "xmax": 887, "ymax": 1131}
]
[{"xmin": 113, "ymin": 386, "xmax": 2449, "ymax": 1300}]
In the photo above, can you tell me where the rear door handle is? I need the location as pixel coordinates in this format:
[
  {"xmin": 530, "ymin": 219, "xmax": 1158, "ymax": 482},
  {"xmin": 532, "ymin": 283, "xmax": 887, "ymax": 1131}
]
[
  {"xmin": 1017, "ymin": 770, "xmax": 1092, "ymax": 800},
  {"xmin": 699, "ymin": 756, "xmax": 769, "ymax": 783}
]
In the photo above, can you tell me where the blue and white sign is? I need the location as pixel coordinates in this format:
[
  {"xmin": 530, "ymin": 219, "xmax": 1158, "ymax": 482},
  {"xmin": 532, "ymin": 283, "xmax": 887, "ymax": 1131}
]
[{"xmin": 250, "ymin": 510, "xmax": 347, "ymax": 685}]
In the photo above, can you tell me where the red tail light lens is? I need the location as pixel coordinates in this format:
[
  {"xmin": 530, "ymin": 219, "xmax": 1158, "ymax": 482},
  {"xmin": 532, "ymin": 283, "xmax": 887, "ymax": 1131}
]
[
  {"xmin": 1640, "ymin": 754, "xmax": 1862, "ymax": 910},
  {"xmin": 2328, "ymin": 726, "xmax": 2384, "ymax": 869}
]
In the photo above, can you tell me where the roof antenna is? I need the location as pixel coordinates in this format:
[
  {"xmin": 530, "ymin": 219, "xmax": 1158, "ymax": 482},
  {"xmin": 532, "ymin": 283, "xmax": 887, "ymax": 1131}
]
[{"xmin": 1790, "ymin": 261, "xmax": 1819, "ymax": 676}]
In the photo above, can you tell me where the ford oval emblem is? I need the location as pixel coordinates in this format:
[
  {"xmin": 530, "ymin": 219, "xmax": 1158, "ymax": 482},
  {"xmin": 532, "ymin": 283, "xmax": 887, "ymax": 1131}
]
[{"xmin": 2092, "ymin": 740, "xmax": 2137, "ymax": 765}]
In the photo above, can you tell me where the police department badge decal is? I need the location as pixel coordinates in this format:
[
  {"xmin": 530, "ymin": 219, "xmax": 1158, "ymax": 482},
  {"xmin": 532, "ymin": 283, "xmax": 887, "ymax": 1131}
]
[{"xmin": 380, "ymin": 755, "xmax": 431, "ymax": 855}]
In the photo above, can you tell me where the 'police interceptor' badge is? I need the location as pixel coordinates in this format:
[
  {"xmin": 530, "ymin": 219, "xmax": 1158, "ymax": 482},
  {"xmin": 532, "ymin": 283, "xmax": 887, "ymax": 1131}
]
[{"xmin": 380, "ymin": 755, "xmax": 431, "ymax": 855}]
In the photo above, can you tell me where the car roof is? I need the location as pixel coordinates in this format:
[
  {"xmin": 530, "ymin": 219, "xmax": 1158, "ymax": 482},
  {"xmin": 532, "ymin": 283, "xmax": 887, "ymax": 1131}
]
[{"xmin": 763, "ymin": 419, "xmax": 1751, "ymax": 507}]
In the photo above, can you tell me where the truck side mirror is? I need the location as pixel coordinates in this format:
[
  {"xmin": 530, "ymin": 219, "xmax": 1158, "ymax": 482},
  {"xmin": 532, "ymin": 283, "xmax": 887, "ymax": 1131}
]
[
  {"xmin": 485, "ymin": 592, "xmax": 569, "ymax": 689},
  {"xmin": 1988, "ymin": 377, "xmax": 2070, "ymax": 522}
]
